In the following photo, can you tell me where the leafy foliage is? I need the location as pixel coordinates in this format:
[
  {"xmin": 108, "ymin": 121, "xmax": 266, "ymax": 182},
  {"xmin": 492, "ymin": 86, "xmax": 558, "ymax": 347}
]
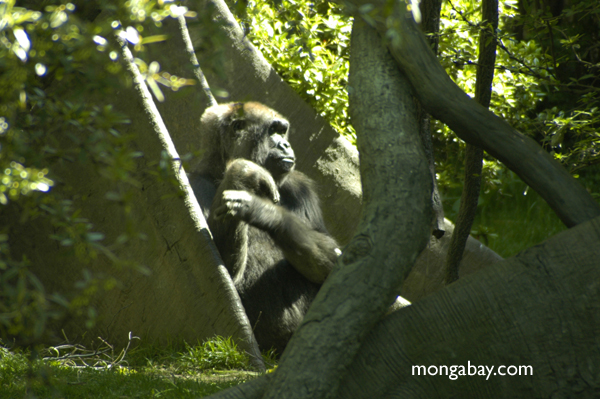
[
  {"xmin": 231, "ymin": 0, "xmax": 355, "ymax": 141},
  {"xmin": 0, "ymin": 0, "xmax": 184, "ymax": 345},
  {"xmin": 435, "ymin": 0, "xmax": 600, "ymax": 184},
  {"xmin": 433, "ymin": 0, "xmax": 599, "ymax": 253}
]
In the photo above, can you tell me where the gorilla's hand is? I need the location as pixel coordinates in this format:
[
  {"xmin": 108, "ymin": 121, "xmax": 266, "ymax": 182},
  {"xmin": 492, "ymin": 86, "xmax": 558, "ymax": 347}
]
[
  {"xmin": 224, "ymin": 159, "xmax": 280, "ymax": 204},
  {"xmin": 214, "ymin": 190, "xmax": 254, "ymax": 220},
  {"xmin": 214, "ymin": 190, "xmax": 281, "ymax": 230}
]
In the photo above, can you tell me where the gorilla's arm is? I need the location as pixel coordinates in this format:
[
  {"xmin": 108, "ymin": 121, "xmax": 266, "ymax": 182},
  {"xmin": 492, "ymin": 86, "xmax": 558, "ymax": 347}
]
[
  {"xmin": 207, "ymin": 159, "xmax": 281, "ymax": 283},
  {"xmin": 208, "ymin": 202, "xmax": 249, "ymax": 285},
  {"xmin": 213, "ymin": 171, "xmax": 340, "ymax": 285},
  {"xmin": 188, "ymin": 173, "xmax": 217, "ymax": 221}
]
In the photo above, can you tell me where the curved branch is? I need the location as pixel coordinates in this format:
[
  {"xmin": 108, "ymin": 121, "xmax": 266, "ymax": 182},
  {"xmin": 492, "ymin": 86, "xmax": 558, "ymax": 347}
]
[
  {"xmin": 346, "ymin": 1, "xmax": 600, "ymax": 227},
  {"xmin": 257, "ymin": 17, "xmax": 432, "ymax": 399}
]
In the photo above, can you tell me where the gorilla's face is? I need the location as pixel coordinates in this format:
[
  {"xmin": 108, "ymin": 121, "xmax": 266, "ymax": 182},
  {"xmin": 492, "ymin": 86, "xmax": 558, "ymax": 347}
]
[
  {"xmin": 264, "ymin": 119, "xmax": 295, "ymax": 178},
  {"xmin": 225, "ymin": 102, "xmax": 295, "ymax": 181}
]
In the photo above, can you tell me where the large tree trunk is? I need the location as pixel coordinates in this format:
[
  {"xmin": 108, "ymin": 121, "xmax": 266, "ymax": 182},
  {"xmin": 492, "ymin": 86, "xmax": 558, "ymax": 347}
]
[
  {"xmin": 254, "ymin": 17, "xmax": 433, "ymax": 399},
  {"xmin": 338, "ymin": 214, "xmax": 600, "ymax": 398}
]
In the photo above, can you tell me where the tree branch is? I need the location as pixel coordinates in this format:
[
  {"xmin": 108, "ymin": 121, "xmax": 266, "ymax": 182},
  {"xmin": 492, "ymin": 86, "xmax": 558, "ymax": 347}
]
[
  {"xmin": 255, "ymin": 17, "xmax": 432, "ymax": 399},
  {"xmin": 445, "ymin": 0, "xmax": 498, "ymax": 284},
  {"xmin": 345, "ymin": 0, "xmax": 600, "ymax": 227}
]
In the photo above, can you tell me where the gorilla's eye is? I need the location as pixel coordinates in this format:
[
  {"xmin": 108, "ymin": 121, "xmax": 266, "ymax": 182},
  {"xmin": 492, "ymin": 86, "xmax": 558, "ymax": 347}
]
[
  {"xmin": 268, "ymin": 120, "xmax": 289, "ymax": 136},
  {"xmin": 231, "ymin": 119, "xmax": 246, "ymax": 131}
]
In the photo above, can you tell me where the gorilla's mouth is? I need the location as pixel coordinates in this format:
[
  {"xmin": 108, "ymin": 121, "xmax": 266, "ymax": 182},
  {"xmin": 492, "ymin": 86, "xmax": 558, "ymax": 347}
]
[
  {"xmin": 276, "ymin": 157, "xmax": 295, "ymax": 172},
  {"xmin": 265, "ymin": 156, "xmax": 295, "ymax": 176}
]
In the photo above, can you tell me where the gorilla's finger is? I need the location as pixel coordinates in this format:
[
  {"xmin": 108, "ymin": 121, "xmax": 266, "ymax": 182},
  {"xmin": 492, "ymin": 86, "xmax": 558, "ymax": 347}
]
[{"xmin": 222, "ymin": 190, "xmax": 253, "ymax": 204}]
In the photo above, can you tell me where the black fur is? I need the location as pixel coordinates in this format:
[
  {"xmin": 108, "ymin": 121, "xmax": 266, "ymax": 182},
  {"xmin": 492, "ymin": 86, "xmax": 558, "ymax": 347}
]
[{"xmin": 189, "ymin": 102, "xmax": 339, "ymax": 355}]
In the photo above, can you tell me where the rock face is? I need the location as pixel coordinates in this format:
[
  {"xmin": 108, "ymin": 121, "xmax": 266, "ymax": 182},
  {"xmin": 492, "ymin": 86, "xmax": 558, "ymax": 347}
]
[{"xmin": 403, "ymin": 219, "xmax": 502, "ymax": 302}]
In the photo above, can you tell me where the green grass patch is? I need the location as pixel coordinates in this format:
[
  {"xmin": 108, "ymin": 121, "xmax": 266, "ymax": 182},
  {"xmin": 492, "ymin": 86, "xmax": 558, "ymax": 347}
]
[
  {"xmin": 0, "ymin": 336, "xmax": 266, "ymax": 399},
  {"xmin": 443, "ymin": 171, "xmax": 567, "ymax": 258},
  {"xmin": 178, "ymin": 337, "xmax": 249, "ymax": 372}
]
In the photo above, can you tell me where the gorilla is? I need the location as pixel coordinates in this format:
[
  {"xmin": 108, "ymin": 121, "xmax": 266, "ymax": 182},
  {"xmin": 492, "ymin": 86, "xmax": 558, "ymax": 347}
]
[{"xmin": 189, "ymin": 102, "xmax": 340, "ymax": 355}]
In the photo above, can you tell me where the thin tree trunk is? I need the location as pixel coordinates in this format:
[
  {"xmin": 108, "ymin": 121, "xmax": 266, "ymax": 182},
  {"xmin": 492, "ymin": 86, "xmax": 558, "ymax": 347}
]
[
  {"xmin": 418, "ymin": 0, "xmax": 445, "ymax": 238},
  {"xmin": 115, "ymin": 33, "xmax": 265, "ymax": 370},
  {"xmin": 445, "ymin": 0, "xmax": 499, "ymax": 284}
]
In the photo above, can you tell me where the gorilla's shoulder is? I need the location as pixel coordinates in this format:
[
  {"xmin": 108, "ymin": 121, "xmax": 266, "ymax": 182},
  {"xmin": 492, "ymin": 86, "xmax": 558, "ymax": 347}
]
[
  {"xmin": 279, "ymin": 171, "xmax": 327, "ymax": 231},
  {"xmin": 279, "ymin": 171, "xmax": 318, "ymax": 199}
]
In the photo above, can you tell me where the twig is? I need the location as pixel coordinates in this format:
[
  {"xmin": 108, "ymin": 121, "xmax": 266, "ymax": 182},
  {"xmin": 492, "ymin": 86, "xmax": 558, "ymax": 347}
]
[
  {"xmin": 178, "ymin": 14, "xmax": 217, "ymax": 106},
  {"xmin": 42, "ymin": 333, "xmax": 139, "ymax": 370}
]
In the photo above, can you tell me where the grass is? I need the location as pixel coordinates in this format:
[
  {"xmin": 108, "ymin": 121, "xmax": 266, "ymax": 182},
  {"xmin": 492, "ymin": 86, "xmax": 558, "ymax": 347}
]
[
  {"xmin": 471, "ymin": 188, "xmax": 566, "ymax": 258},
  {"xmin": 0, "ymin": 336, "xmax": 267, "ymax": 399},
  {"xmin": 442, "ymin": 171, "xmax": 569, "ymax": 258}
]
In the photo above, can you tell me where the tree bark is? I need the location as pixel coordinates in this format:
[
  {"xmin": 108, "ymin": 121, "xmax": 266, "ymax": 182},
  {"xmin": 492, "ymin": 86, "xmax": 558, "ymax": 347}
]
[
  {"xmin": 336, "ymin": 215, "xmax": 600, "ymax": 398},
  {"xmin": 345, "ymin": 0, "xmax": 600, "ymax": 227}
]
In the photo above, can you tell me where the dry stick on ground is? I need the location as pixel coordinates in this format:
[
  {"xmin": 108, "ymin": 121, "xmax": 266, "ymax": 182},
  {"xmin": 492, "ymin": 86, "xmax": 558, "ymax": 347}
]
[
  {"xmin": 346, "ymin": 1, "xmax": 600, "ymax": 227},
  {"xmin": 445, "ymin": 0, "xmax": 499, "ymax": 284},
  {"xmin": 115, "ymin": 30, "xmax": 265, "ymax": 371}
]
